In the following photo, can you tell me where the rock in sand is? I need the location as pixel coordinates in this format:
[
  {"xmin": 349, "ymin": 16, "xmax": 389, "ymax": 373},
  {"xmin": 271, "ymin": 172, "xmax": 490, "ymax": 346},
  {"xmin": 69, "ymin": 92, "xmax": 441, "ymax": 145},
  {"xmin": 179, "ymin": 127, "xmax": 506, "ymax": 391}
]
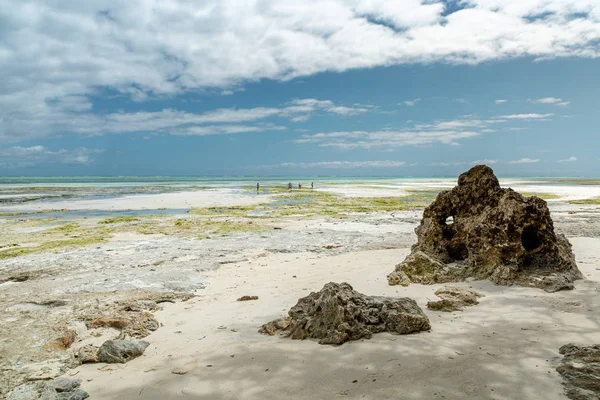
[
  {"xmin": 259, "ymin": 282, "xmax": 430, "ymax": 345},
  {"xmin": 388, "ymin": 165, "xmax": 582, "ymax": 292},
  {"xmin": 97, "ymin": 340, "xmax": 150, "ymax": 364},
  {"xmin": 556, "ymin": 343, "xmax": 600, "ymax": 400},
  {"xmin": 427, "ymin": 286, "xmax": 484, "ymax": 312}
]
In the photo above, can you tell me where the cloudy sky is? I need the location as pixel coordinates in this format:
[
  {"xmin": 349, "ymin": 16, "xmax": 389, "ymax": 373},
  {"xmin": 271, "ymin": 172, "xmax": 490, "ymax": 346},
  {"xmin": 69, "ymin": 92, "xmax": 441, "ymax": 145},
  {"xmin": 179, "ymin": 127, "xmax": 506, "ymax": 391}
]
[{"xmin": 1, "ymin": 0, "xmax": 599, "ymax": 176}]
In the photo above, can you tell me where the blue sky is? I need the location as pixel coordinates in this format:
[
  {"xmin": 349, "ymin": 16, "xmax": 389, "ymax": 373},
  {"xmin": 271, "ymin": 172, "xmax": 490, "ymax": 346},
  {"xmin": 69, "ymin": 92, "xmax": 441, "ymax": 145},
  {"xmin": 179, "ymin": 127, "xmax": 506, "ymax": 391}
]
[{"xmin": 1, "ymin": 1, "xmax": 599, "ymax": 176}]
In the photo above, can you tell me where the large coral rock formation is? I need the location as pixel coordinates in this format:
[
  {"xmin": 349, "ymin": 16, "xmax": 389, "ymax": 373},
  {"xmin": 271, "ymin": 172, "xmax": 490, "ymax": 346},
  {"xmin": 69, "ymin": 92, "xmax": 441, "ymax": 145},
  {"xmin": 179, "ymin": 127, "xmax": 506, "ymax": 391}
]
[
  {"xmin": 388, "ymin": 165, "xmax": 582, "ymax": 292},
  {"xmin": 259, "ymin": 282, "xmax": 430, "ymax": 345}
]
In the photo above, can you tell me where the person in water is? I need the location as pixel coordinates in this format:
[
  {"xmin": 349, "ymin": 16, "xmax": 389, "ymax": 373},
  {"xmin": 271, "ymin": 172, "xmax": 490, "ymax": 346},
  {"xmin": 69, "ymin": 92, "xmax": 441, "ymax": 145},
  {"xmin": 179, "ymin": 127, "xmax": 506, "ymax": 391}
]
[
  {"xmin": 298, "ymin": 182, "xmax": 302, "ymax": 189},
  {"xmin": 311, "ymin": 182, "xmax": 314, "ymax": 189},
  {"xmin": 288, "ymin": 182, "xmax": 292, "ymax": 190},
  {"xmin": 256, "ymin": 183, "xmax": 260, "ymax": 192}
]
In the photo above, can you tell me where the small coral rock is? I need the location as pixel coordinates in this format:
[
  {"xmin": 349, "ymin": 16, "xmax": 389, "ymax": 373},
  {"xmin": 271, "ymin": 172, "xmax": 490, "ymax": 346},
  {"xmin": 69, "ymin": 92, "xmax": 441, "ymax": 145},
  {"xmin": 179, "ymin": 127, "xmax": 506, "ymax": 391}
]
[
  {"xmin": 75, "ymin": 344, "xmax": 99, "ymax": 364},
  {"xmin": 237, "ymin": 296, "xmax": 259, "ymax": 301},
  {"xmin": 388, "ymin": 165, "xmax": 582, "ymax": 292},
  {"xmin": 258, "ymin": 317, "xmax": 291, "ymax": 336},
  {"xmin": 427, "ymin": 287, "xmax": 484, "ymax": 312},
  {"xmin": 259, "ymin": 282, "xmax": 430, "ymax": 345},
  {"xmin": 97, "ymin": 340, "xmax": 149, "ymax": 364},
  {"xmin": 556, "ymin": 344, "xmax": 600, "ymax": 399}
]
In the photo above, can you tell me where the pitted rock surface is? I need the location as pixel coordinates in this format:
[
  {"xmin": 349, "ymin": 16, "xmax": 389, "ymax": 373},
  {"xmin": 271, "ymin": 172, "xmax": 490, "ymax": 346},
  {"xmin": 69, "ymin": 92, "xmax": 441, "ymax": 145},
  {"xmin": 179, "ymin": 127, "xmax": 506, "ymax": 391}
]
[
  {"xmin": 556, "ymin": 344, "xmax": 600, "ymax": 400},
  {"xmin": 388, "ymin": 165, "xmax": 582, "ymax": 292},
  {"xmin": 97, "ymin": 339, "xmax": 149, "ymax": 363},
  {"xmin": 427, "ymin": 287, "xmax": 484, "ymax": 312},
  {"xmin": 259, "ymin": 282, "xmax": 430, "ymax": 345}
]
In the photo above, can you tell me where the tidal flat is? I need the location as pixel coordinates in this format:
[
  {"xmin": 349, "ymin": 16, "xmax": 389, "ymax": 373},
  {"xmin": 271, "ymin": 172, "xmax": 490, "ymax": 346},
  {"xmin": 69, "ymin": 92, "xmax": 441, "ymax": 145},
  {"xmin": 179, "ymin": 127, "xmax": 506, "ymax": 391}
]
[{"xmin": 1, "ymin": 178, "xmax": 600, "ymax": 398}]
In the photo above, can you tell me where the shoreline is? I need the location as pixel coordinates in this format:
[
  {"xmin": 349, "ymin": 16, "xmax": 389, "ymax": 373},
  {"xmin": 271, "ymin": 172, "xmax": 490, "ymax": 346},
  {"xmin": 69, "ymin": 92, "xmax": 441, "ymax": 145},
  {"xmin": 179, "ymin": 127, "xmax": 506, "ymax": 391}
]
[{"xmin": 1, "ymin": 179, "xmax": 600, "ymax": 398}]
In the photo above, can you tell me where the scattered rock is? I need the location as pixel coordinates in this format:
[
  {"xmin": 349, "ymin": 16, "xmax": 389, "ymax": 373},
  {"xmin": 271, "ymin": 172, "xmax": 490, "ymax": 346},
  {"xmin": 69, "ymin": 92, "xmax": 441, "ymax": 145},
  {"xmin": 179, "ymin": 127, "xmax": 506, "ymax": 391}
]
[
  {"xmin": 56, "ymin": 328, "xmax": 78, "ymax": 350},
  {"xmin": 259, "ymin": 317, "xmax": 292, "ymax": 336},
  {"xmin": 75, "ymin": 345, "xmax": 99, "ymax": 364},
  {"xmin": 7, "ymin": 378, "xmax": 89, "ymax": 400},
  {"xmin": 388, "ymin": 165, "xmax": 582, "ymax": 292},
  {"xmin": 85, "ymin": 314, "xmax": 159, "ymax": 338},
  {"xmin": 237, "ymin": 296, "xmax": 259, "ymax": 301},
  {"xmin": 427, "ymin": 287, "xmax": 484, "ymax": 312},
  {"xmin": 556, "ymin": 344, "xmax": 600, "ymax": 400},
  {"xmin": 259, "ymin": 282, "xmax": 430, "ymax": 345},
  {"xmin": 6, "ymin": 384, "xmax": 39, "ymax": 400},
  {"xmin": 171, "ymin": 368, "xmax": 188, "ymax": 375},
  {"xmin": 97, "ymin": 340, "xmax": 150, "ymax": 364}
]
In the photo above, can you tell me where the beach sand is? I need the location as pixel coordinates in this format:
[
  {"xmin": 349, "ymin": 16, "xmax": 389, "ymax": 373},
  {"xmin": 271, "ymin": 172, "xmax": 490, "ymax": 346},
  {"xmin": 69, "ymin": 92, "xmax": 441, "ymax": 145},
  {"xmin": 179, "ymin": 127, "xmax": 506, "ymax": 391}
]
[
  {"xmin": 74, "ymin": 239, "xmax": 600, "ymax": 400},
  {"xmin": 1, "ymin": 179, "xmax": 600, "ymax": 399}
]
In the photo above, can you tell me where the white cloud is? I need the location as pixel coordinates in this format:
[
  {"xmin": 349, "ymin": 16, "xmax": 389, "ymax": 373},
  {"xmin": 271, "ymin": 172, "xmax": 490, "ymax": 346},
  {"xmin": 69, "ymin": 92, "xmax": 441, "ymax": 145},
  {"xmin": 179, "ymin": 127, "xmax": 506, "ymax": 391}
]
[
  {"xmin": 531, "ymin": 97, "xmax": 570, "ymax": 106},
  {"xmin": 0, "ymin": 146, "xmax": 100, "ymax": 168},
  {"xmin": 401, "ymin": 98, "xmax": 421, "ymax": 106},
  {"xmin": 0, "ymin": 98, "xmax": 366, "ymax": 142},
  {"xmin": 173, "ymin": 124, "xmax": 285, "ymax": 136},
  {"xmin": 508, "ymin": 158, "xmax": 540, "ymax": 164},
  {"xmin": 277, "ymin": 161, "xmax": 406, "ymax": 169},
  {"xmin": 495, "ymin": 99, "xmax": 508, "ymax": 104},
  {"xmin": 1, "ymin": 0, "xmax": 599, "ymax": 142},
  {"xmin": 500, "ymin": 113, "xmax": 554, "ymax": 119},
  {"xmin": 470, "ymin": 159, "xmax": 498, "ymax": 165},
  {"xmin": 558, "ymin": 156, "xmax": 577, "ymax": 162},
  {"xmin": 430, "ymin": 162, "xmax": 467, "ymax": 166},
  {"xmin": 533, "ymin": 97, "xmax": 561, "ymax": 104},
  {"xmin": 294, "ymin": 129, "xmax": 480, "ymax": 149},
  {"xmin": 294, "ymin": 111, "xmax": 554, "ymax": 149},
  {"xmin": 221, "ymin": 90, "xmax": 234, "ymax": 96}
]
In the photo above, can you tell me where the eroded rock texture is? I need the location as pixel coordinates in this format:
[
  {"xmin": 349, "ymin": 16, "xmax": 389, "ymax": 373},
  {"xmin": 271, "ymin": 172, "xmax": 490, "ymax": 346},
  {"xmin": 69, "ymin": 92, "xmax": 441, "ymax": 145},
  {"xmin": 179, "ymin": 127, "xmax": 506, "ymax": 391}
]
[
  {"xmin": 556, "ymin": 344, "xmax": 600, "ymax": 400},
  {"xmin": 259, "ymin": 282, "xmax": 430, "ymax": 345},
  {"xmin": 388, "ymin": 165, "xmax": 582, "ymax": 292},
  {"xmin": 427, "ymin": 286, "xmax": 483, "ymax": 312}
]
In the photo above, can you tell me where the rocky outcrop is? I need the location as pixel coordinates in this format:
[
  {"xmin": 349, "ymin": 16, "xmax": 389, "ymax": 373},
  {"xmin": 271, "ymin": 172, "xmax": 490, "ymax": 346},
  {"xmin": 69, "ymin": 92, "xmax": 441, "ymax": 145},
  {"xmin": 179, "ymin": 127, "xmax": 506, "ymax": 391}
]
[
  {"xmin": 97, "ymin": 340, "xmax": 149, "ymax": 363},
  {"xmin": 6, "ymin": 378, "xmax": 88, "ymax": 400},
  {"xmin": 556, "ymin": 344, "xmax": 600, "ymax": 400},
  {"xmin": 388, "ymin": 165, "xmax": 582, "ymax": 292},
  {"xmin": 427, "ymin": 287, "xmax": 483, "ymax": 312},
  {"xmin": 259, "ymin": 282, "xmax": 430, "ymax": 345}
]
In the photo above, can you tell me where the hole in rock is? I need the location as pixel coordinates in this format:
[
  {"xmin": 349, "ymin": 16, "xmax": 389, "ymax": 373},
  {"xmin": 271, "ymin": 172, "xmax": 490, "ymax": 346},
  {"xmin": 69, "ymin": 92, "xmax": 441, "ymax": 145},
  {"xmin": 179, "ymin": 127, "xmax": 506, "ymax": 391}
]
[
  {"xmin": 445, "ymin": 216, "xmax": 454, "ymax": 225},
  {"xmin": 446, "ymin": 241, "xmax": 468, "ymax": 261},
  {"xmin": 521, "ymin": 226, "xmax": 541, "ymax": 251}
]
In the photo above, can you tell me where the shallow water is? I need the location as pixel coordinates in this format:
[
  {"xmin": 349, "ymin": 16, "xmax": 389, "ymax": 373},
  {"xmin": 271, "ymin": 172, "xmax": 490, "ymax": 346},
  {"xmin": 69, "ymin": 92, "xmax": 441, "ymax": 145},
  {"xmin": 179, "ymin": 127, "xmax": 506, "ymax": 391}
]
[{"xmin": 1, "ymin": 208, "xmax": 190, "ymax": 219}]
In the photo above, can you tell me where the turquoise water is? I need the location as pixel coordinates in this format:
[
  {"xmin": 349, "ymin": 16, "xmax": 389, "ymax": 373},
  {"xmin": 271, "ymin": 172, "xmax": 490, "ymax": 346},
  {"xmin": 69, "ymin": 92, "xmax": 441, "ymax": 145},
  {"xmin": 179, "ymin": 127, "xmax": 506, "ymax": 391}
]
[{"xmin": 0, "ymin": 176, "xmax": 459, "ymax": 188}]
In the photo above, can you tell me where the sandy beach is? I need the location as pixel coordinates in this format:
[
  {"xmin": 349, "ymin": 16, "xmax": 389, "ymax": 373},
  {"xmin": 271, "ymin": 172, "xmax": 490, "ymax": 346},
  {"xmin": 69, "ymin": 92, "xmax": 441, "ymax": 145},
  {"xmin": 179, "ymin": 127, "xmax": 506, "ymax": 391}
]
[{"xmin": 1, "ymin": 177, "xmax": 600, "ymax": 399}]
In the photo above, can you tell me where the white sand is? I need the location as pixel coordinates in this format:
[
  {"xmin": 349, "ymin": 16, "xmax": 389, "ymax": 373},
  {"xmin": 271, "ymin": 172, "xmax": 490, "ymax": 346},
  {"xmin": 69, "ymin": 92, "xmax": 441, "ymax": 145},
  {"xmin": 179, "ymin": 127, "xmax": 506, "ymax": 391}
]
[
  {"xmin": 75, "ymin": 238, "xmax": 600, "ymax": 400},
  {"xmin": 1, "ymin": 189, "xmax": 266, "ymax": 211}
]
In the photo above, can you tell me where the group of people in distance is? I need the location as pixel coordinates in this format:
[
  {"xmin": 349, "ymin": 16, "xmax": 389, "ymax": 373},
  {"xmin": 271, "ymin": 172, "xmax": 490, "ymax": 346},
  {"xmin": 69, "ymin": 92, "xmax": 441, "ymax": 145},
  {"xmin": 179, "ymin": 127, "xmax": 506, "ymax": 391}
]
[
  {"xmin": 288, "ymin": 182, "xmax": 313, "ymax": 190},
  {"xmin": 256, "ymin": 182, "xmax": 314, "ymax": 192}
]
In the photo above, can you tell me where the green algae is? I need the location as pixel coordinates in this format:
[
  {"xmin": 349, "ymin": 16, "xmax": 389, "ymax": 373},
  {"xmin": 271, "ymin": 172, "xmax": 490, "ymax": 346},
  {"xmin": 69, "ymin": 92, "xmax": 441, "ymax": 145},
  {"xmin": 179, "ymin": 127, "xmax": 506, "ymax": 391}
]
[
  {"xmin": 521, "ymin": 193, "xmax": 561, "ymax": 200},
  {"xmin": 569, "ymin": 197, "xmax": 600, "ymax": 205},
  {"xmin": 0, "ymin": 232, "xmax": 109, "ymax": 260},
  {"xmin": 100, "ymin": 216, "xmax": 141, "ymax": 224}
]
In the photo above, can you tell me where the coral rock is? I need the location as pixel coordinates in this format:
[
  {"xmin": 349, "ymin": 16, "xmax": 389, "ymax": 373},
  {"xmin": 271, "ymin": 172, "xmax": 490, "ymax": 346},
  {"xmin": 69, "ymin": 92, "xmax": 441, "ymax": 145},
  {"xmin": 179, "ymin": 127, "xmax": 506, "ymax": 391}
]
[
  {"xmin": 97, "ymin": 340, "xmax": 149, "ymax": 364},
  {"xmin": 259, "ymin": 282, "xmax": 430, "ymax": 345},
  {"xmin": 388, "ymin": 165, "xmax": 582, "ymax": 292},
  {"xmin": 556, "ymin": 344, "xmax": 600, "ymax": 399},
  {"xmin": 427, "ymin": 287, "xmax": 483, "ymax": 312}
]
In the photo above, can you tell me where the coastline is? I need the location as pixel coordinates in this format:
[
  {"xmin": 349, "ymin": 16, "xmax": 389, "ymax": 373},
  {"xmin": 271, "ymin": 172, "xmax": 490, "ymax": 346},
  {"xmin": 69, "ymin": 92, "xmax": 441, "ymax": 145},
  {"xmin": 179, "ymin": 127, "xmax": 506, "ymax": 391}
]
[{"xmin": 1, "ymin": 177, "xmax": 599, "ymax": 399}]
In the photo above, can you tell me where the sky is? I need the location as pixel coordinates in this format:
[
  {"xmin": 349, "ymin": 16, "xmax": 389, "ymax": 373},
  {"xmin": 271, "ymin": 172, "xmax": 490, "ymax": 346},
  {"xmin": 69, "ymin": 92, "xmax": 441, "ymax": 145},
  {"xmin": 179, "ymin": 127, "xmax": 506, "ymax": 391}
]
[{"xmin": 1, "ymin": 0, "xmax": 599, "ymax": 177}]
